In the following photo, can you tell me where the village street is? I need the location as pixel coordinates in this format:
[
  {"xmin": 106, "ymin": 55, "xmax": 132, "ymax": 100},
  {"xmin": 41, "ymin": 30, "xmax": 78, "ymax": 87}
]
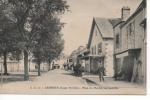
[
  {"xmin": 0, "ymin": 0, "xmax": 147, "ymax": 96},
  {"xmin": 0, "ymin": 69, "xmax": 145, "ymax": 95}
]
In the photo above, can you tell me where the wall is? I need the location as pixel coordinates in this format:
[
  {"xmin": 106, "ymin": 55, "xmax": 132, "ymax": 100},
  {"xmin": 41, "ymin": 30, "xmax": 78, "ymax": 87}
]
[
  {"xmin": 0, "ymin": 60, "xmax": 36, "ymax": 72},
  {"xmin": 114, "ymin": 24, "xmax": 122, "ymax": 54},
  {"xmin": 90, "ymin": 25, "xmax": 103, "ymax": 55},
  {"xmin": 114, "ymin": 6, "xmax": 146, "ymax": 83},
  {"xmin": 0, "ymin": 60, "xmax": 49, "ymax": 73},
  {"xmin": 104, "ymin": 39, "xmax": 114, "ymax": 76},
  {"xmin": 89, "ymin": 24, "xmax": 114, "ymax": 76},
  {"xmin": 121, "ymin": 10, "xmax": 144, "ymax": 52},
  {"xmin": 141, "ymin": 7, "xmax": 146, "ymax": 85}
]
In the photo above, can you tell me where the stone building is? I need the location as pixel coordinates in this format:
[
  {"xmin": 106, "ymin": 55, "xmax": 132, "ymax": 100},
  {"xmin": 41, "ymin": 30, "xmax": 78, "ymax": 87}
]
[
  {"xmin": 85, "ymin": 17, "xmax": 120, "ymax": 77},
  {"xmin": 113, "ymin": 0, "xmax": 146, "ymax": 83}
]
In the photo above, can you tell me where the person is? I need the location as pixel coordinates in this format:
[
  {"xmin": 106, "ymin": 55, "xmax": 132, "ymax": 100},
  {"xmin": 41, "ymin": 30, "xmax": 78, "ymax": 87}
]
[
  {"xmin": 76, "ymin": 63, "xmax": 81, "ymax": 76},
  {"xmin": 98, "ymin": 62, "xmax": 105, "ymax": 82}
]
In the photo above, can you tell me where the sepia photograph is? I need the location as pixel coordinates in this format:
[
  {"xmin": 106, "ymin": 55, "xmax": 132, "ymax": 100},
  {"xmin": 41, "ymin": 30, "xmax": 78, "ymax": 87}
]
[{"xmin": 0, "ymin": 0, "xmax": 147, "ymax": 95}]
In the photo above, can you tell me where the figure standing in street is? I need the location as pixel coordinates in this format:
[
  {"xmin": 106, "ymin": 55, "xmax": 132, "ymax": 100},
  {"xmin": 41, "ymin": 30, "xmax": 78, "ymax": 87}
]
[
  {"xmin": 52, "ymin": 61, "xmax": 54, "ymax": 70},
  {"xmin": 98, "ymin": 62, "xmax": 105, "ymax": 82}
]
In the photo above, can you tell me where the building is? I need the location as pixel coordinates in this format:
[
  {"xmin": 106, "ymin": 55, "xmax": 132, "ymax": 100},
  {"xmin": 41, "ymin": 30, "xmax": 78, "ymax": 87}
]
[
  {"xmin": 68, "ymin": 46, "xmax": 87, "ymax": 67},
  {"xmin": 0, "ymin": 57, "xmax": 36, "ymax": 72},
  {"xmin": 114, "ymin": 0, "xmax": 146, "ymax": 83},
  {"xmin": 85, "ymin": 17, "xmax": 121, "ymax": 77},
  {"xmin": 0, "ymin": 53, "xmax": 50, "ymax": 73}
]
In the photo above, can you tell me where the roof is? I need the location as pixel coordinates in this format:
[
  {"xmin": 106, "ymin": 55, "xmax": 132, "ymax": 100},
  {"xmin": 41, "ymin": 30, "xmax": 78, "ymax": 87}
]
[
  {"xmin": 94, "ymin": 17, "xmax": 114, "ymax": 38},
  {"xmin": 87, "ymin": 17, "xmax": 121, "ymax": 48},
  {"xmin": 109, "ymin": 18, "xmax": 122, "ymax": 27},
  {"xmin": 69, "ymin": 46, "xmax": 86, "ymax": 58},
  {"xmin": 121, "ymin": 0, "xmax": 146, "ymax": 27}
]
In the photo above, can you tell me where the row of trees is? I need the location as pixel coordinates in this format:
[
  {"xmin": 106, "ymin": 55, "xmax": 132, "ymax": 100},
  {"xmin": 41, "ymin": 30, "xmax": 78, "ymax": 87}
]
[{"xmin": 0, "ymin": 0, "xmax": 69, "ymax": 80}]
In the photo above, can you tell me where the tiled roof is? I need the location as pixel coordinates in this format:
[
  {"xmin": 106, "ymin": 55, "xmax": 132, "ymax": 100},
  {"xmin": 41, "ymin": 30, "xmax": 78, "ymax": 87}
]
[
  {"xmin": 109, "ymin": 18, "xmax": 122, "ymax": 27},
  {"xmin": 87, "ymin": 17, "xmax": 121, "ymax": 48},
  {"xmin": 94, "ymin": 17, "xmax": 114, "ymax": 38}
]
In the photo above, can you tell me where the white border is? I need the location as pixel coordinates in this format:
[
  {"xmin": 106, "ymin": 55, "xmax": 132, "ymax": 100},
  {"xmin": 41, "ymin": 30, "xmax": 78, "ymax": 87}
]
[
  {"xmin": 147, "ymin": 0, "xmax": 150, "ymax": 96},
  {"xmin": 1, "ymin": 0, "xmax": 150, "ymax": 100}
]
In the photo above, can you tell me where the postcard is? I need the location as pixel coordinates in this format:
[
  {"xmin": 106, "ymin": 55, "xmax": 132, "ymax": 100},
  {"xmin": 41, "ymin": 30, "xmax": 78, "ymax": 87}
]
[{"xmin": 0, "ymin": 0, "xmax": 146, "ymax": 95}]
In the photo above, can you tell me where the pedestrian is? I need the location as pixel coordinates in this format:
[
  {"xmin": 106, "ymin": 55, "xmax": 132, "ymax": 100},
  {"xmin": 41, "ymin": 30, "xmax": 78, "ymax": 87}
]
[
  {"xmin": 76, "ymin": 63, "xmax": 81, "ymax": 76},
  {"xmin": 98, "ymin": 62, "xmax": 105, "ymax": 82}
]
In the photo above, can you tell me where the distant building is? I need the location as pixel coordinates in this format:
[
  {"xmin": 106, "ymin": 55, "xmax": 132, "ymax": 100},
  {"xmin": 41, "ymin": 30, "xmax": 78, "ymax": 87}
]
[
  {"xmin": 0, "ymin": 56, "xmax": 36, "ymax": 72},
  {"xmin": 0, "ymin": 53, "xmax": 49, "ymax": 72},
  {"xmin": 68, "ymin": 46, "xmax": 86, "ymax": 68},
  {"xmin": 113, "ymin": 0, "xmax": 146, "ymax": 83},
  {"xmin": 85, "ymin": 17, "xmax": 120, "ymax": 77}
]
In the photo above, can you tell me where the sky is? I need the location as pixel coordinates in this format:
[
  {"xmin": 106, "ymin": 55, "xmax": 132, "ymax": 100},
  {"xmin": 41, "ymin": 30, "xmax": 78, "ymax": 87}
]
[{"xmin": 61, "ymin": 0, "xmax": 142, "ymax": 55}]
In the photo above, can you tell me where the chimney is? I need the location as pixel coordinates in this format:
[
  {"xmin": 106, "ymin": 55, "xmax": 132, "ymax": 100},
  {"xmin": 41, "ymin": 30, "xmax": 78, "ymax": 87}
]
[{"xmin": 121, "ymin": 6, "xmax": 130, "ymax": 21}]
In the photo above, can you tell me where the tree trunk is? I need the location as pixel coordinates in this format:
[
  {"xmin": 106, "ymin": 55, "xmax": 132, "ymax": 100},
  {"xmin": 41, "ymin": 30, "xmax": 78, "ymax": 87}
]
[
  {"xmin": 48, "ymin": 60, "xmax": 51, "ymax": 71},
  {"xmin": 38, "ymin": 61, "xmax": 41, "ymax": 76},
  {"xmin": 3, "ymin": 52, "xmax": 8, "ymax": 75},
  {"xmin": 24, "ymin": 50, "xmax": 29, "ymax": 81}
]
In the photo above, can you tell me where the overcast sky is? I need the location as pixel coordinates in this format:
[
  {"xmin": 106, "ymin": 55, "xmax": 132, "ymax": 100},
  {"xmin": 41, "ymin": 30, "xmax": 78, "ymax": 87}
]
[{"xmin": 61, "ymin": 0, "xmax": 142, "ymax": 55}]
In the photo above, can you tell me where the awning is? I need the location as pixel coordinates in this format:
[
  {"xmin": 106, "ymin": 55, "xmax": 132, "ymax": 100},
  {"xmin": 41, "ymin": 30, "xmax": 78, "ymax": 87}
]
[
  {"xmin": 115, "ymin": 48, "xmax": 141, "ymax": 58},
  {"xmin": 77, "ymin": 49, "xmax": 90, "ymax": 58},
  {"xmin": 128, "ymin": 48, "xmax": 141, "ymax": 54},
  {"xmin": 81, "ymin": 54, "xmax": 105, "ymax": 59}
]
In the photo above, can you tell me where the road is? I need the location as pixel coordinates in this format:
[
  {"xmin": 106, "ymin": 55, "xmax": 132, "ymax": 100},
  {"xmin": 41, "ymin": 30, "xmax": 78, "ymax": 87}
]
[{"xmin": 0, "ymin": 69, "xmax": 146, "ymax": 95}]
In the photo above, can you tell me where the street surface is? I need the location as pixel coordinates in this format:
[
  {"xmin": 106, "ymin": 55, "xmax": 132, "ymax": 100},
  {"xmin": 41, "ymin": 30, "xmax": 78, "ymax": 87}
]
[{"xmin": 0, "ymin": 69, "xmax": 146, "ymax": 95}]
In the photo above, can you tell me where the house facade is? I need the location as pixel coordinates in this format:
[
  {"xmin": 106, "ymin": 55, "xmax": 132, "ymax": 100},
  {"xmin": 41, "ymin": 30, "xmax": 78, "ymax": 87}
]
[
  {"xmin": 114, "ymin": 0, "xmax": 146, "ymax": 83},
  {"xmin": 0, "ymin": 58, "xmax": 37, "ymax": 72},
  {"xmin": 0, "ymin": 54, "xmax": 50, "ymax": 72},
  {"xmin": 85, "ymin": 17, "xmax": 120, "ymax": 77}
]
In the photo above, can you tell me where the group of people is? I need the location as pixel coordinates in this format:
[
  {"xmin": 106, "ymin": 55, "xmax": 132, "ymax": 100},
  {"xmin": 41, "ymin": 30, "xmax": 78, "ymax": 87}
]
[
  {"xmin": 64, "ymin": 60, "xmax": 105, "ymax": 82},
  {"xmin": 73, "ymin": 63, "xmax": 84, "ymax": 76},
  {"xmin": 73, "ymin": 61, "xmax": 105, "ymax": 82}
]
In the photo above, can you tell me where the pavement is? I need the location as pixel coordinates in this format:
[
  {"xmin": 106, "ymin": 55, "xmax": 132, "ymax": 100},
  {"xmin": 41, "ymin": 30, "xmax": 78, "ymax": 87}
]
[
  {"xmin": 83, "ymin": 74, "xmax": 139, "ymax": 87},
  {"xmin": 0, "ymin": 69, "xmax": 146, "ymax": 95}
]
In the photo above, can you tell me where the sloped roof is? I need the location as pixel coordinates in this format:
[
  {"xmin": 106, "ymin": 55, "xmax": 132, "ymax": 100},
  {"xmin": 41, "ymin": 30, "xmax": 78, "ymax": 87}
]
[
  {"xmin": 87, "ymin": 17, "xmax": 121, "ymax": 48},
  {"xmin": 109, "ymin": 18, "xmax": 122, "ymax": 27},
  {"xmin": 94, "ymin": 17, "xmax": 114, "ymax": 38}
]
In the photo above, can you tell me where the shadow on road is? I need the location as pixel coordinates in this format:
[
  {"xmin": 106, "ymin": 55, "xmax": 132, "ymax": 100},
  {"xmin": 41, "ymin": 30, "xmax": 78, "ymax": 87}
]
[
  {"xmin": 62, "ymin": 70, "xmax": 83, "ymax": 77},
  {"xmin": 62, "ymin": 71, "xmax": 100, "ymax": 86},
  {"xmin": 62, "ymin": 72, "xmax": 77, "ymax": 77},
  {"xmin": 84, "ymin": 78, "xmax": 99, "ymax": 86}
]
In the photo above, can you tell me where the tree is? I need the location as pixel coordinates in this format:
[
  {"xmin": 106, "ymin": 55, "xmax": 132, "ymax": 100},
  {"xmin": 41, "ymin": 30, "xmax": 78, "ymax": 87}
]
[
  {"xmin": 32, "ymin": 16, "xmax": 65, "ymax": 76},
  {"xmin": 3, "ymin": 0, "xmax": 69, "ymax": 80},
  {"xmin": 0, "ymin": 1, "xmax": 20, "ymax": 75}
]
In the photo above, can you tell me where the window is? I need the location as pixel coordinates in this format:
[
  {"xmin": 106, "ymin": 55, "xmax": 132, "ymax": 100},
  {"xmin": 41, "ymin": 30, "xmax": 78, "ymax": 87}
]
[
  {"xmin": 92, "ymin": 47, "xmax": 94, "ymax": 54},
  {"xmin": 69, "ymin": 59, "xmax": 72, "ymax": 62},
  {"xmin": 116, "ymin": 34, "xmax": 119, "ymax": 48},
  {"xmin": 127, "ymin": 21, "xmax": 135, "ymax": 36},
  {"xmin": 98, "ymin": 43, "xmax": 102, "ymax": 54},
  {"xmin": 127, "ymin": 21, "xmax": 135, "ymax": 47}
]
